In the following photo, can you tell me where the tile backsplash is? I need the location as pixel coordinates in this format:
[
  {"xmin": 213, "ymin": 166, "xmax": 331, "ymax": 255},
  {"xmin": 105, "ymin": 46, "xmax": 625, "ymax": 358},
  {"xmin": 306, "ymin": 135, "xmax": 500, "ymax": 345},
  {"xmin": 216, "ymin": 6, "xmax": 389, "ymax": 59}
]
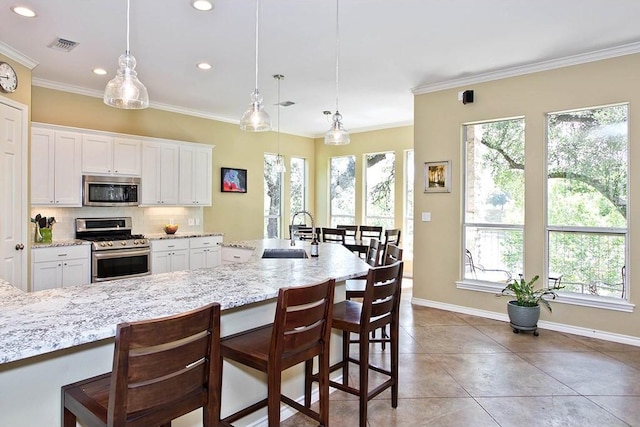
[{"xmin": 29, "ymin": 206, "xmax": 205, "ymax": 240}]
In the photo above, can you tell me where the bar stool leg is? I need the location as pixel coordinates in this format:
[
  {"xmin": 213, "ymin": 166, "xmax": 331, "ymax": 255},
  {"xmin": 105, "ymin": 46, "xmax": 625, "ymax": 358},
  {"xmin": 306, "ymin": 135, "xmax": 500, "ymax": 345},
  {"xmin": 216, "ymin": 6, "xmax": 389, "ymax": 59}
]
[
  {"xmin": 358, "ymin": 330, "xmax": 370, "ymax": 427},
  {"xmin": 267, "ymin": 363, "xmax": 282, "ymax": 427},
  {"xmin": 391, "ymin": 325, "xmax": 399, "ymax": 408},
  {"xmin": 342, "ymin": 330, "xmax": 350, "ymax": 385},
  {"xmin": 318, "ymin": 351, "xmax": 330, "ymax": 427},
  {"xmin": 304, "ymin": 359, "xmax": 313, "ymax": 408}
]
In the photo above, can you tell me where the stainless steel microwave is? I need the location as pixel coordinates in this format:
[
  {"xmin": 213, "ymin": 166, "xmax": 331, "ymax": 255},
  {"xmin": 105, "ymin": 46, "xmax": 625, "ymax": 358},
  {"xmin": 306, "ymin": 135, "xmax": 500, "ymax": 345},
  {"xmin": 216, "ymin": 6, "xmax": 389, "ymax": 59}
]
[{"xmin": 82, "ymin": 175, "xmax": 140, "ymax": 207}]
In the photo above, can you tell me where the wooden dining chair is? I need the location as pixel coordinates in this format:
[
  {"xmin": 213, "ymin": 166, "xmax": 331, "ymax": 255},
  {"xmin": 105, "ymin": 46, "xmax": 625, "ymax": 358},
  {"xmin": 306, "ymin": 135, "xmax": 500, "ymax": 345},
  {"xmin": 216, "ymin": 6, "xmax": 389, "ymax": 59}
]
[
  {"xmin": 289, "ymin": 223, "xmax": 307, "ymax": 239},
  {"xmin": 322, "ymin": 227, "xmax": 346, "ymax": 244},
  {"xmin": 62, "ymin": 303, "xmax": 221, "ymax": 427},
  {"xmin": 307, "ymin": 262, "xmax": 403, "ymax": 427},
  {"xmin": 336, "ymin": 224, "xmax": 358, "ymax": 241},
  {"xmin": 381, "ymin": 228, "xmax": 401, "ymax": 264},
  {"xmin": 295, "ymin": 226, "xmax": 314, "ymax": 241},
  {"xmin": 359, "ymin": 225, "xmax": 383, "ymax": 240},
  {"xmin": 218, "ymin": 278, "xmax": 335, "ymax": 427}
]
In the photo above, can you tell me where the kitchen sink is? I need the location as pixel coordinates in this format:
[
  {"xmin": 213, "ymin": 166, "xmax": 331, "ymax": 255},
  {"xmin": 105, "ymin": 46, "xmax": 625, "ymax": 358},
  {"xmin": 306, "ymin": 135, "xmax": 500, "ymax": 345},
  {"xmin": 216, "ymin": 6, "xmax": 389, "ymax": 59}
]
[{"xmin": 261, "ymin": 248, "xmax": 309, "ymax": 259}]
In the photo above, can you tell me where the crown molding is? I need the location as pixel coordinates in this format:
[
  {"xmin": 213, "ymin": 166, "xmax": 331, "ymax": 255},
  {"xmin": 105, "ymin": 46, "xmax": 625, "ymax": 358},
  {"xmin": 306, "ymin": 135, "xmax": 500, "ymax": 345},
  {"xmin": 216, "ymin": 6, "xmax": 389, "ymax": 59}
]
[
  {"xmin": 0, "ymin": 42, "xmax": 38, "ymax": 69},
  {"xmin": 412, "ymin": 41, "xmax": 640, "ymax": 95}
]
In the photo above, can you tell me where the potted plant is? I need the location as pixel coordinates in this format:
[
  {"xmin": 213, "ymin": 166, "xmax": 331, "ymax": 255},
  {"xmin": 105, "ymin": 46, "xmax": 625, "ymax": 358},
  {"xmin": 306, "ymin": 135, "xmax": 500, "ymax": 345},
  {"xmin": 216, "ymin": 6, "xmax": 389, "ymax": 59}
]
[{"xmin": 499, "ymin": 274, "xmax": 563, "ymax": 336}]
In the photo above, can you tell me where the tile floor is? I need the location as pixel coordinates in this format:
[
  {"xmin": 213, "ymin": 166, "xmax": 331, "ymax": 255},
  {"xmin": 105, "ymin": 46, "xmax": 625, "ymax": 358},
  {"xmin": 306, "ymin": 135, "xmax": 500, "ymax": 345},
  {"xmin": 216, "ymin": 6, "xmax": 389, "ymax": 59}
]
[{"xmin": 282, "ymin": 282, "xmax": 640, "ymax": 427}]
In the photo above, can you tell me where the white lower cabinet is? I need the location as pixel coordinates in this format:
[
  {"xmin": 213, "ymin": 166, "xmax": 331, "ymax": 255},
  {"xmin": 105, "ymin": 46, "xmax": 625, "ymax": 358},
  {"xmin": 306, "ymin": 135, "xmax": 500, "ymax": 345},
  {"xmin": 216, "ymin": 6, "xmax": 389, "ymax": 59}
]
[
  {"xmin": 151, "ymin": 239, "xmax": 190, "ymax": 274},
  {"xmin": 221, "ymin": 246, "xmax": 253, "ymax": 265},
  {"xmin": 189, "ymin": 236, "xmax": 222, "ymax": 269},
  {"xmin": 31, "ymin": 245, "xmax": 91, "ymax": 291}
]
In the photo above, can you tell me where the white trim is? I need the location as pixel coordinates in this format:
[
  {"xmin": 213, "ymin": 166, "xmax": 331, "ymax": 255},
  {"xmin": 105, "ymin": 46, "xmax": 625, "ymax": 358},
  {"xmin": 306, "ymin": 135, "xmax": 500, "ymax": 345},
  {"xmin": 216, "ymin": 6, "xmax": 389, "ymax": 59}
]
[
  {"xmin": 412, "ymin": 296, "xmax": 640, "ymax": 347},
  {"xmin": 456, "ymin": 279, "xmax": 634, "ymax": 313},
  {"xmin": 411, "ymin": 41, "xmax": 640, "ymax": 95},
  {"xmin": 0, "ymin": 42, "xmax": 38, "ymax": 69}
]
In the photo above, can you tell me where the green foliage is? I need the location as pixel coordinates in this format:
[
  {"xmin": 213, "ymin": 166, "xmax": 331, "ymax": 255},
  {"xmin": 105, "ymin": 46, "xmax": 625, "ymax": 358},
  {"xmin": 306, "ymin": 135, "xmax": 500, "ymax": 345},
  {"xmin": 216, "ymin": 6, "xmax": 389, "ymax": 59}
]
[{"xmin": 499, "ymin": 274, "xmax": 563, "ymax": 313}]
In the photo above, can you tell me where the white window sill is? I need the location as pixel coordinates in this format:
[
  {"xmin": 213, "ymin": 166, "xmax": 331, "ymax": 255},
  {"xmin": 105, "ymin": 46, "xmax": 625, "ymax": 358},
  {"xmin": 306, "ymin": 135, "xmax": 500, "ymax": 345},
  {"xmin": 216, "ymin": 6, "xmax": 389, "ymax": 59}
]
[{"xmin": 456, "ymin": 280, "xmax": 635, "ymax": 313}]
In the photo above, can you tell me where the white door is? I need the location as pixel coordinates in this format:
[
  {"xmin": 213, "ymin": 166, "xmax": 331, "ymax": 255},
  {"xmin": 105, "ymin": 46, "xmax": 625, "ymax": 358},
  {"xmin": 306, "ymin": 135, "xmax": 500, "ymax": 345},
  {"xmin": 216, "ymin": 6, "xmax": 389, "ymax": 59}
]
[{"xmin": 0, "ymin": 98, "xmax": 27, "ymax": 290}]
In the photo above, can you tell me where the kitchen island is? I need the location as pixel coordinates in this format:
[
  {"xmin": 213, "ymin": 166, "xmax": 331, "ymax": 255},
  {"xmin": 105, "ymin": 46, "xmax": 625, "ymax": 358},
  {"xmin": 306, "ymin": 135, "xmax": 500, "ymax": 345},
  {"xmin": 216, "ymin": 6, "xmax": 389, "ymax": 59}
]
[{"xmin": 0, "ymin": 239, "xmax": 368, "ymax": 427}]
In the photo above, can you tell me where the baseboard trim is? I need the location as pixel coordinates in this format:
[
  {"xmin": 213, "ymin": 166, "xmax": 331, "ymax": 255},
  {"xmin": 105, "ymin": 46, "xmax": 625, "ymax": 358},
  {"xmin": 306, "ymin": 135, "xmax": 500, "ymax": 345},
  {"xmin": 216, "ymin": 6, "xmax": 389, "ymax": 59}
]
[{"xmin": 411, "ymin": 297, "xmax": 640, "ymax": 348}]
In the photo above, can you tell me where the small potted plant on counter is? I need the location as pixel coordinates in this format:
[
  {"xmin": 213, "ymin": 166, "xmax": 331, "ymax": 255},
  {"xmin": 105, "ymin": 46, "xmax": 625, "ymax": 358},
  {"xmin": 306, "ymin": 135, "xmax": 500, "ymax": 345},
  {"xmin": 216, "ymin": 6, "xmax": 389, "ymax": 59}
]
[{"xmin": 498, "ymin": 274, "xmax": 563, "ymax": 336}]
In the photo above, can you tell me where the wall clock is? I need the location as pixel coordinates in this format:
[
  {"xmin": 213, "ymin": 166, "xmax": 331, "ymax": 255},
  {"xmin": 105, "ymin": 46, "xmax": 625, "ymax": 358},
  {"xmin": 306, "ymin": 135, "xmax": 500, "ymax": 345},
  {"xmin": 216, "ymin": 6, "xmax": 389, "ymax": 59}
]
[{"xmin": 0, "ymin": 62, "xmax": 18, "ymax": 93}]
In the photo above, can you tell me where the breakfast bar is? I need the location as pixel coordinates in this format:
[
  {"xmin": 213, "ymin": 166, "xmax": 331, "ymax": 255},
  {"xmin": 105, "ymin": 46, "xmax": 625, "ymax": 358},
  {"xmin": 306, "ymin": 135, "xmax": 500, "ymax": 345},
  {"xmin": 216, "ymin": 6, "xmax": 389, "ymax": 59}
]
[{"xmin": 0, "ymin": 239, "xmax": 369, "ymax": 427}]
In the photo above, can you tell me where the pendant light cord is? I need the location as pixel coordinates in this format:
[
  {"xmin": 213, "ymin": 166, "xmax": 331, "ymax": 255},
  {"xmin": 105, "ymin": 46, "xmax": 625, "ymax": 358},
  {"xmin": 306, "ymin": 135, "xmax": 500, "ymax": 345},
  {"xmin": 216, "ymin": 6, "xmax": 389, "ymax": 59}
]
[
  {"xmin": 334, "ymin": 0, "xmax": 340, "ymax": 113},
  {"xmin": 277, "ymin": 77, "xmax": 281, "ymax": 152},
  {"xmin": 126, "ymin": 0, "xmax": 131, "ymax": 54},
  {"xmin": 254, "ymin": 0, "xmax": 260, "ymax": 91}
]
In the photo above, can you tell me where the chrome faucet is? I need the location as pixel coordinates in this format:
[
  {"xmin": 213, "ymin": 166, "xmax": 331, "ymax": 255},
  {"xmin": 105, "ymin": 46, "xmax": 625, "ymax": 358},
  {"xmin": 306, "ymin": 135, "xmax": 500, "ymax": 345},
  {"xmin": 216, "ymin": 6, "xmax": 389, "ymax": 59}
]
[{"xmin": 291, "ymin": 210, "xmax": 315, "ymax": 246}]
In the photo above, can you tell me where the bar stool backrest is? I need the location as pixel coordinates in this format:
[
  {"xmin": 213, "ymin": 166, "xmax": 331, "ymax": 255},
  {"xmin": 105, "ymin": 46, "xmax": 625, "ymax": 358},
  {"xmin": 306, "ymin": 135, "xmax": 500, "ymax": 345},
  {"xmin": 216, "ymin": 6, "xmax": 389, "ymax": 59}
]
[
  {"xmin": 365, "ymin": 238, "xmax": 382, "ymax": 267},
  {"xmin": 361, "ymin": 261, "xmax": 403, "ymax": 329},
  {"xmin": 383, "ymin": 243, "xmax": 403, "ymax": 266},
  {"xmin": 109, "ymin": 303, "xmax": 220, "ymax": 425}
]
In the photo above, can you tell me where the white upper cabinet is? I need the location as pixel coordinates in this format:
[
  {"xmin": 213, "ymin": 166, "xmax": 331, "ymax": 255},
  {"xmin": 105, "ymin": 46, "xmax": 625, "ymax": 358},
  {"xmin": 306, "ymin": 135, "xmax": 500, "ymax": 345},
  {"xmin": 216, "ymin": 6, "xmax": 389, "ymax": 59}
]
[
  {"xmin": 141, "ymin": 141, "xmax": 180, "ymax": 205},
  {"xmin": 31, "ymin": 128, "xmax": 82, "ymax": 206},
  {"xmin": 179, "ymin": 145, "xmax": 213, "ymax": 206},
  {"xmin": 82, "ymin": 134, "xmax": 141, "ymax": 176}
]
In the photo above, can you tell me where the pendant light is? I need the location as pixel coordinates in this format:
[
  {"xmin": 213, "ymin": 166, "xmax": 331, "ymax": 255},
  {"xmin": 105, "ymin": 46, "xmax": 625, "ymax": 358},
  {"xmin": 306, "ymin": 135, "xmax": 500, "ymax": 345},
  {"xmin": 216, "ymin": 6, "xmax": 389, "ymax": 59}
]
[
  {"xmin": 104, "ymin": 0, "xmax": 149, "ymax": 109},
  {"xmin": 325, "ymin": 0, "xmax": 350, "ymax": 145},
  {"xmin": 240, "ymin": 0, "xmax": 271, "ymax": 131},
  {"xmin": 273, "ymin": 74, "xmax": 286, "ymax": 173}
]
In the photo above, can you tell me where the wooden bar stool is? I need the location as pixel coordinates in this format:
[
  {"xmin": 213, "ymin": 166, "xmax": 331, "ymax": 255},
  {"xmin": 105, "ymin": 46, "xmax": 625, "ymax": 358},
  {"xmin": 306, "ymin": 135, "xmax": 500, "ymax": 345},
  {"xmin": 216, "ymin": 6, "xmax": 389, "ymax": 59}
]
[
  {"xmin": 218, "ymin": 278, "xmax": 335, "ymax": 427},
  {"xmin": 345, "ymin": 243, "xmax": 402, "ymax": 350},
  {"xmin": 309, "ymin": 261, "xmax": 403, "ymax": 427},
  {"xmin": 62, "ymin": 303, "xmax": 221, "ymax": 427}
]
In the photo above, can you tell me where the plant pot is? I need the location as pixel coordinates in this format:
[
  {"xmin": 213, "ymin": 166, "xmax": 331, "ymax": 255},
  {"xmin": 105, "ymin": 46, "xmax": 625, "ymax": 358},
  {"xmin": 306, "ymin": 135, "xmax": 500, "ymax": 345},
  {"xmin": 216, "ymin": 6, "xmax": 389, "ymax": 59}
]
[{"xmin": 507, "ymin": 300, "xmax": 540, "ymax": 335}]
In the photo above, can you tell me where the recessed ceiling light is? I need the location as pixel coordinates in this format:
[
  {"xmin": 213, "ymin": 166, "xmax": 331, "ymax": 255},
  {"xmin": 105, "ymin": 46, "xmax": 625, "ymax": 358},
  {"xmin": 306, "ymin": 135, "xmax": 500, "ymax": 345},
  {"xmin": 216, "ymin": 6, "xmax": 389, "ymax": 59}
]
[
  {"xmin": 93, "ymin": 68, "xmax": 108, "ymax": 75},
  {"xmin": 192, "ymin": 0, "xmax": 213, "ymax": 12},
  {"xmin": 11, "ymin": 5, "xmax": 36, "ymax": 18},
  {"xmin": 197, "ymin": 62, "xmax": 212, "ymax": 70}
]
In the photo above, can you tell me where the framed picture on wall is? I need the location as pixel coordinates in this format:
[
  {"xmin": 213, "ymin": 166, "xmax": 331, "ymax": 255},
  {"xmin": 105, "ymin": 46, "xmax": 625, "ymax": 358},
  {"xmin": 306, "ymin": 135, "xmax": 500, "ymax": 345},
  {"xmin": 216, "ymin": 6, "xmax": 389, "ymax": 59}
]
[
  {"xmin": 221, "ymin": 167, "xmax": 247, "ymax": 193},
  {"xmin": 424, "ymin": 161, "xmax": 451, "ymax": 193}
]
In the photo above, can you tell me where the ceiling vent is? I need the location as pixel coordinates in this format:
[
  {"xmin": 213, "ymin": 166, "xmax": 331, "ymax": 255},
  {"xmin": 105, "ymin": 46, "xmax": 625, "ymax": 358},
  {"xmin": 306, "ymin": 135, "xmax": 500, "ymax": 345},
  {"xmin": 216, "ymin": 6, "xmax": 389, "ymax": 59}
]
[{"xmin": 48, "ymin": 37, "xmax": 79, "ymax": 52}]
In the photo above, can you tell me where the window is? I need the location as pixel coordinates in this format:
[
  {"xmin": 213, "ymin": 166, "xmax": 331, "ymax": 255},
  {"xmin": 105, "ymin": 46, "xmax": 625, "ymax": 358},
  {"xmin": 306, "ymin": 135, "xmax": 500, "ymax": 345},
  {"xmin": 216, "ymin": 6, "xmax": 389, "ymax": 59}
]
[
  {"xmin": 463, "ymin": 118, "xmax": 525, "ymax": 283},
  {"xmin": 264, "ymin": 154, "xmax": 283, "ymax": 238},
  {"xmin": 546, "ymin": 104, "xmax": 628, "ymax": 299},
  {"xmin": 404, "ymin": 150, "xmax": 414, "ymax": 259},
  {"xmin": 290, "ymin": 157, "xmax": 306, "ymax": 219},
  {"xmin": 330, "ymin": 156, "xmax": 355, "ymax": 226},
  {"xmin": 365, "ymin": 152, "xmax": 395, "ymax": 229}
]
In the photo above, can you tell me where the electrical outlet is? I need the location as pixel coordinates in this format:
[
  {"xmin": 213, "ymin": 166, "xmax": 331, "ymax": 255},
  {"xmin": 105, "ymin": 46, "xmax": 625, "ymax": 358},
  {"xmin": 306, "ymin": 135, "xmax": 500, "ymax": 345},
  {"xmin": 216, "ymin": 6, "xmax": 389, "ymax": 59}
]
[
  {"xmin": 195, "ymin": 218, "xmax": 200, "ymax": 226},
  {"xmin": 421, "ymin": 212, "xmax": 431, "ymax": 222},
  {"xmin": 188, "ymin": 218, "xmax": 194, "ymax": 226}
]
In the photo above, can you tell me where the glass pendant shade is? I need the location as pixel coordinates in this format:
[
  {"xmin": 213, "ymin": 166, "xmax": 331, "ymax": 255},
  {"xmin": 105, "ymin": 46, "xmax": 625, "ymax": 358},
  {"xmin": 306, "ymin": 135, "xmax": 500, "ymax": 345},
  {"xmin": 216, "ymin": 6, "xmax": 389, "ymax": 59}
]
[
  {"xmin": 324, "ymin": 111, "xmax": 350, "ymax": 145},
  {"xmin": 104, "ymin": 52, "xmax": 149, "ymax": 109},
  {"xmin": 274, "ymin": 154, "xmax": 286, "ymax": 173},
  {"xmin": 240, "ymin": 89, "xmax": 271, "ymax": 131}
]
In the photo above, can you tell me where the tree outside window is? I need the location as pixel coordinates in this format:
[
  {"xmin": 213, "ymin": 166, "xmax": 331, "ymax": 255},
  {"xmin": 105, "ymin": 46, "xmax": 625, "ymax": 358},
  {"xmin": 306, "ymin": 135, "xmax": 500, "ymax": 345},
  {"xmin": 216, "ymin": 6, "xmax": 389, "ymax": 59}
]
[
  {"xmin": 290, "ymin": 157, "xmax": 306, "ymax": 221},
  {"xmin": 330, "ymin": 156, "xmax": 355, "ymax": 226},
  {"xmin": 264, "ymin": 154, "xmax": 283, "ymax": 238},
  {"xmin": 365, "ymin": 152, "xmax": 395, "ymax": 229},
  {"xmin": 546, "ymin": 104, "xmax": 628, "ymax": 298},
  {"xmin": 463, "ymin": 118, "xmax": 525, "ymax": 283}
]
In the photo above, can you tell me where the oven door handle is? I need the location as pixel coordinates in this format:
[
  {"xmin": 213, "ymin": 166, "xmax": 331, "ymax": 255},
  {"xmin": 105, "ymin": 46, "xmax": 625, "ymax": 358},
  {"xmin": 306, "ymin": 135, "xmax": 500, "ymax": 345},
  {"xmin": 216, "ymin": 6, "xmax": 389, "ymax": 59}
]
[{"xmin": 93, "ymin": 247, "xmax": 151, "ymax": 260}]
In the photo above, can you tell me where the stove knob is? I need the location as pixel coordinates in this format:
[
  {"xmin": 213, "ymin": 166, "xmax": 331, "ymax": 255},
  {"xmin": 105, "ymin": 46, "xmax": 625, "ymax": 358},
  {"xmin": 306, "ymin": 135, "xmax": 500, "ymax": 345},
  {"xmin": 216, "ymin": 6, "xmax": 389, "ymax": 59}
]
[
  {"xmin": 100, "ymin": 242, "xmax": 106, "ymax": 247},
  {"xmin": 121, "ymin": 241, "xmax": 127, "ymax": 246},
  {"xmin": 133, "ymin": 240, "xmax": 139, "ymax": 244},
  {"xmin": 108, "ymin": 242, "xmax": 113, "ymax": 246}
]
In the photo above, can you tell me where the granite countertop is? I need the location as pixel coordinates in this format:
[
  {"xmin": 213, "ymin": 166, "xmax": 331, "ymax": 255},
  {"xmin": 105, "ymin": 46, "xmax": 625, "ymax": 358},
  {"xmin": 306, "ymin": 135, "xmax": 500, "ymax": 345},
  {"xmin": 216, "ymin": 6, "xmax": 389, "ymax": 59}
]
[
  {"xmin": 146, "ymin": 232, "xmax": 224, "ymax": 240},
  {"xmin": 31, "ymin": 239, "xmax": 91, "ymax": 249},
  {"xmin": 0, "ymin": 239, "xmax": 368, "ymax": 364}
]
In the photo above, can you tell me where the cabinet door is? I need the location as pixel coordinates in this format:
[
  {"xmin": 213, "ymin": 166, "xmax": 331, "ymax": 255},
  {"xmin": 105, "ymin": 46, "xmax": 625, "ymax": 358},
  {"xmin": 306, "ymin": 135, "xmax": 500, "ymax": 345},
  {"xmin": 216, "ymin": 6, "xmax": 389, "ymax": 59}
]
[
  {"xmin": 141, "ymin": 142, "xmax": 161, "ymax": 205},
  {"xmin": 189, "ymin": 248, "xmax": 206, "ymax": 270},
  {"xmin": 82, "ymin": 134, "xmax": 113, "ymax": 174},
  {"xmin": 61, "ymin": 257, "xmax": 90, "ymax": 286},
  {"xmin": 32, "ymin": 261, "xmax": 62, "ymax": 291},
  {"xmin": 31, "ymin": 128, "xmax": 55, "ymax": 205},
  {"xmin": 53, "ymin": 131, "xmax": 82, "ymax": 206},
  {"xmin": 113, "ymin": 138, "xmax": 141, "ymax": 176},
  {"xmin": 170, "ymin": 249, "xmax": 190, "ymax": 272},
  {"xmin": 151, "ymin": 250, "xmax": 171, "ymax": 275},
  {"xmin": 205, "ymin": 248, "xmax": 221, "ymax": 268},
  {"xmin": 159, "ymin": 144, "xmax": 180, "ymax": 205},
  {"xmin": 179, "ymin": 145, "xmax": 212, "ymax": 205},
  {"xmin": 178, "ymin": 146, "xmax": 195, "ymax": 205}
]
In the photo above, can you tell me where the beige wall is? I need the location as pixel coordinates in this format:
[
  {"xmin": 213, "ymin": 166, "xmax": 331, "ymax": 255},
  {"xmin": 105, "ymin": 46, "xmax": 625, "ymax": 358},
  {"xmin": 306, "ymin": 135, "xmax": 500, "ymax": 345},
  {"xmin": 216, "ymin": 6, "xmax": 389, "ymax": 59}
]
[
  {"xmin": 31, "ymin": 86, "xmax": 315, "ymax": 242},
  {"xmin": 413, "ymin": 54, "xmax": 640, "ymax": 339}
]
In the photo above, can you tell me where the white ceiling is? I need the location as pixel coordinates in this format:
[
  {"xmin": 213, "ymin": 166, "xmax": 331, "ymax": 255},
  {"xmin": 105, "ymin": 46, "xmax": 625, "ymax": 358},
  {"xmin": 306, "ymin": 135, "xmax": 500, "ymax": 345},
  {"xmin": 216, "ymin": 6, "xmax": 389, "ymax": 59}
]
[{"xmin": 3, "ymin": 0, "xmax": 640, "ymax": 137}]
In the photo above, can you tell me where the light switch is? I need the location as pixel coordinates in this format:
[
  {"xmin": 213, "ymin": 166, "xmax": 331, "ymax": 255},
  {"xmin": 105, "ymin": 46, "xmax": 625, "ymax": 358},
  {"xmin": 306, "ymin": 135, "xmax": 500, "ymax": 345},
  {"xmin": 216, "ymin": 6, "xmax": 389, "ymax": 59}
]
[{"xmin": 421, "ymin": 212, "xmax": 431, "ymax": 222}]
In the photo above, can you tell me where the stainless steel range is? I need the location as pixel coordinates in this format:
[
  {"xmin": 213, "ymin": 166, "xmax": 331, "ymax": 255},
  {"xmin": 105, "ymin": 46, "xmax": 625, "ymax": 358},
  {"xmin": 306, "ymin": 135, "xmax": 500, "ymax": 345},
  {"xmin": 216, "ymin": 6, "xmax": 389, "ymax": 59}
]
[{"xmin": 75, "ymin": 217, "xmax": 150, "ymax": 282}]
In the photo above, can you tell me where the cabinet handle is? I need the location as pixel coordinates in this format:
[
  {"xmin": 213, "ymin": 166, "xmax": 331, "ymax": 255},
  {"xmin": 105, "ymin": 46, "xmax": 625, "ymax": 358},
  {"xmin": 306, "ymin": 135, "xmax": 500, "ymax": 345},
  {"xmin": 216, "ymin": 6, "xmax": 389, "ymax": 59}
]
[
  {"xmin": 64, "ymin": 263, "xmax": 67, "ymax": 266},
  {"xmin": 15, "ymin": 244, "xmax": 24, "ymax": 250},
  {"xmin": 233, "ymin": 255, "xmax": 240, "ymax": 259},
  {"xmin": 58, "ymin": 254, "xmax": 68, "ymax": 257}
]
